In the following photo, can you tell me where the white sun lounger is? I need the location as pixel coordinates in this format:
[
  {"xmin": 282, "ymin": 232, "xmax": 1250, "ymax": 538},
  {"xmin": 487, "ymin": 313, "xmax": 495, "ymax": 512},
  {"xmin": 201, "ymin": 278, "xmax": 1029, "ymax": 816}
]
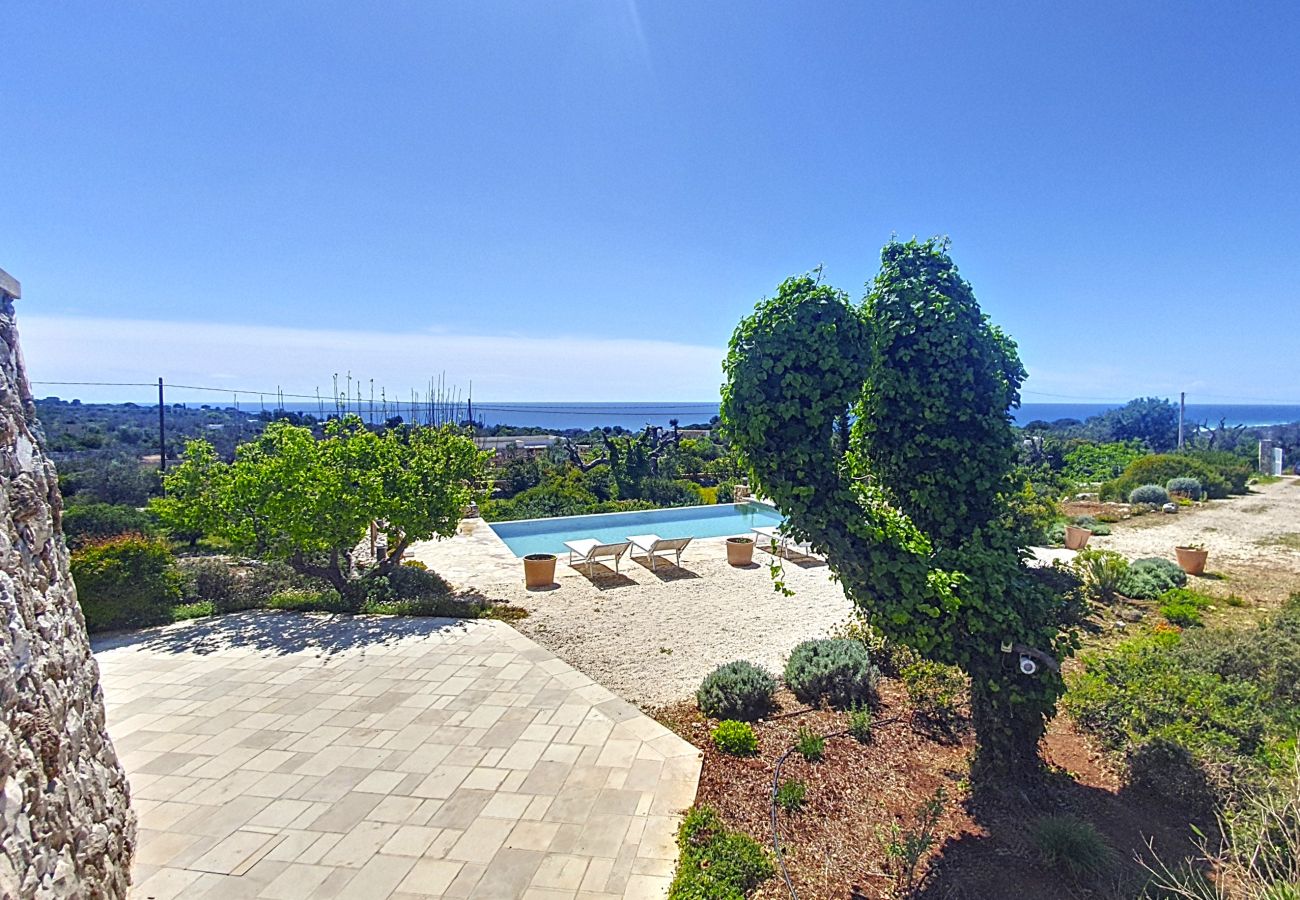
[
  {"xmin": 564, "ymin": 539, "xmax": 631, "ymax": 576},
  {"xmin": 627, "ymin": 534, "xmax": 692, "ymax": 571},
  {"xmin": 751, "ymin": 525, "xmax": 814, "ymax": 557}
]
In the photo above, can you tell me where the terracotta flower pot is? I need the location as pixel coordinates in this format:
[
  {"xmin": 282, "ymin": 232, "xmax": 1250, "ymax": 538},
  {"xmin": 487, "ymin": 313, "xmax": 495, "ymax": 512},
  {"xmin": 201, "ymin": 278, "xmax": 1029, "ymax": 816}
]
[
  {"xmin": 523, "ymin": 553, "xmax": 557, "ymax": 588},
  {"xmin": 726, "ymin": 537, "xmax": 755, "ymax": 567},
  {"xmin": 1175, "ymin": 546, "xmax": 1208, "ymax": 576},
  {"xmin": 1064, "ymin": 525, "xmax": 1092, "ymax": 551}
]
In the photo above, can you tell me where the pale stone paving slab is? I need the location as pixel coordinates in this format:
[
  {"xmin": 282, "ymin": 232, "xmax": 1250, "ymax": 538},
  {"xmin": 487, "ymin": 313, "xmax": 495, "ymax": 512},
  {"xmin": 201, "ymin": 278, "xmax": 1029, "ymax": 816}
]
[{"xmin": 95, "ymin": 612, "xmax": 701, "ymax": 898}]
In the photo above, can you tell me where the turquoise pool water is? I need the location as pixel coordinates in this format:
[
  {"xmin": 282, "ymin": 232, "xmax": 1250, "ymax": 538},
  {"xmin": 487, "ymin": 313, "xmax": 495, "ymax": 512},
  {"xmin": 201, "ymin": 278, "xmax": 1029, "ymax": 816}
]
[{"xmin": 489, "ymin": 501, "xmax": 785, "ymax": 557}]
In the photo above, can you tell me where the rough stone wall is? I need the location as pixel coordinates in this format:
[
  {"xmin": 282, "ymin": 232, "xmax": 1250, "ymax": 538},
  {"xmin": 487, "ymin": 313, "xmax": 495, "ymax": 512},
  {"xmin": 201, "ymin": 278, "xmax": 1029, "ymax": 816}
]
[{"xmin": 0, "ymin": 286, "xmax": 135, "ymax": 897}]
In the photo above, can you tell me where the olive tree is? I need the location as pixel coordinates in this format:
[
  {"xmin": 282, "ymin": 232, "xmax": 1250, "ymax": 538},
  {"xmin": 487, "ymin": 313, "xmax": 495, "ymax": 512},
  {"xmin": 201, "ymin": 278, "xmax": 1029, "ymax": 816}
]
[
  {"xmin": 153, "ymin": 416, "xmax": 489, "ymax": 593},
  {"xmin": 721, "ymin": 239, "xmax": 1078, "ymax": 779}
]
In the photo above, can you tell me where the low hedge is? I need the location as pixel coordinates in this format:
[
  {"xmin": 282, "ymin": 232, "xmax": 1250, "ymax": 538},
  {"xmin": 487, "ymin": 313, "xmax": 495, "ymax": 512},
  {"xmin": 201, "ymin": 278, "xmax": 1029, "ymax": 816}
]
[{"xmin": 72, "ymin": 535, "xmax": 186, "ymax": 632}]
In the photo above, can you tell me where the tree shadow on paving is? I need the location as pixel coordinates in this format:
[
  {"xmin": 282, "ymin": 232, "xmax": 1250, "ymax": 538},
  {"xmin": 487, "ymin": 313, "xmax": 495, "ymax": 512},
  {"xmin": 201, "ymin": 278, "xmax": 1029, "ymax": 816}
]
[
  {"xmin": 91, "ymin": 610, "xmax": 476, "ymax": 658},
  {"xmin": 916, "ymin": 770, "xmax": 1209, "ymax": 900}
]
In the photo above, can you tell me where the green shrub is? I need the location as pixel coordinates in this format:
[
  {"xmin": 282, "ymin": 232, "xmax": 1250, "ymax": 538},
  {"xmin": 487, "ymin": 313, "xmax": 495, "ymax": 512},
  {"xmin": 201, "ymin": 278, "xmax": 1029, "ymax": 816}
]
[
  {"xmin": 1072, "ymin": 548, "xmax": 1128, "ymax": 604},
  {"xmin": 355, "ymin": 566, "xmax": 453, "ymax": 612},
  {"xmin": 1166, "ymin": 476, "xmax": 1203, "ymax": 500},
  {"xmin": 1159, "ymin": 587, "xmax": 1213, "ymax": 626},
  {"xmin": 1118, "ymin": 557, "xmax": 1186, "ymax": 599},
  {"xmin": 794, "ymin": 726, "xmax": 826, "ymax": 761},
  {"xmin": 1030, "ymin": 815, "xmax": 1111, "ymax": 883},
  {"xmin": 266, "ymin": 588, "xmax": 350, "ymax": 613},
  {"xmin": 669, "ymin": 806, "xmax": 774, "ymax": 900},
  {"xmin": 1062, "ymin": 440, "xmax": 1146, "ymax": 483},
  {"xmin": 1070, "ymin": 515, "xmax": 1111, "ymax": 536},
  {"xmin": 784, "ymin": 638, "xmax": 879, "ymax": 709},
  {"xmin": 1184, "ymin": 449, "xmax": 1253, "ymax": 495},
  {"xmin": 170, "ymin": 600, "xmax": 214, "ymax": 621},
  {"xmin": 716, "ymin": 481, "xmax": 736, "ymax": 503},
  {"xmin": 901, "ymin": 659, "xmax": 965, "ymax": 724},
  {"xmin": 241, "ymin": 560, "xmax": 306, "ymax": 604},
  {"xmin": 1064, "ymin": 623, "xmax": 1292, "ymax": 809},
  {"xmin": 61, "ymin": 502, "xmax": 156, "ymax": 548},
  {"xmin": 71, "ymin": 535, "xmax": 185, "ymax": 632},
  {"xmin": 711, "ymin": 720, "xmax": 759, "ymax": 756},
  {"xmin": 776, "ymin": 779, "xmax": 806, "ymax": 812},
  {"xmin": 1128, "ymin": 483, "xmax": 1169, "ymax": 505},
  {"xmin": 696, "ymin": 661, "xmax": 777, "ymax": 721},
  {"xmin": 1102, "ymin": 454, "xmax": 1231, "ymax": 502},
  {"xmin": 831, "ymin": 613, "xmax": 918, "ymax": 676},
  {"xmin": 848, "ymin": 705, "xmax": 872, "ymax": 742},
  {"xmin": 176, "ymin": 557, "xmax": 245, "ymax": 611}
]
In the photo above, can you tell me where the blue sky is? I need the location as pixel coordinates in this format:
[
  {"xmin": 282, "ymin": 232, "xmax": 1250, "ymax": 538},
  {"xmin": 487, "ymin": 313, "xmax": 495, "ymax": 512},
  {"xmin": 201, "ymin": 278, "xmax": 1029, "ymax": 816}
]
[{"xmin": 3, "ymin": 2, "xmax": 1298, "ymax": 405}]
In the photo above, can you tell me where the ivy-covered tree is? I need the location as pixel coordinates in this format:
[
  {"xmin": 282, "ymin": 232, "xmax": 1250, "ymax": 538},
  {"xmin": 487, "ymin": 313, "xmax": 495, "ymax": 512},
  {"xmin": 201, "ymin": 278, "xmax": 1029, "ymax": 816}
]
[
  {"xmin": 721, "ymin": 239, "xmax": 1079, "ymax": 779},
  {"xmin": 152, "ymin": 416, "xmax": 489, "ymax": 594}
]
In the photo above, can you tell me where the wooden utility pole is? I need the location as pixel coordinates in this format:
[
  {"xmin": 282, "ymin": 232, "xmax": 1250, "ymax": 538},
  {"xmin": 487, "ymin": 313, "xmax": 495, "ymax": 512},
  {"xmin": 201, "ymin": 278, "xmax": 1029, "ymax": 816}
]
[
  {"xmin": 158, "ymin": 378, "xmax": 166, "ymax": 474},
  {"xmin": 1178, "ymin": 391, "xmax": 1185, "ymax": 450}
]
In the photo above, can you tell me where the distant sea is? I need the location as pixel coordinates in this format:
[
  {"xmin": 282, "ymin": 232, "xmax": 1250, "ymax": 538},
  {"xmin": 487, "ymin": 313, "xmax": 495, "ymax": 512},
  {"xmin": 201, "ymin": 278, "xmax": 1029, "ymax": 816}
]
[
  {"xmin": 207, "ymin": 399, "xmax": 1300, "ymax": 431},
  {"xmin": 278, "ymin": 401, "xmax": 1300, "ymax": 430}
]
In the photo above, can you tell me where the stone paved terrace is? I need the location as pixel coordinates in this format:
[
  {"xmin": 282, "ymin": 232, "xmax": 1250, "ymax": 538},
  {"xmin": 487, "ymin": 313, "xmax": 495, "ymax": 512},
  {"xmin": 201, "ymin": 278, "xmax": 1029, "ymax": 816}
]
[{"xmin": 94, "ymin": 612, "xmax": 701, "ymax": 899}]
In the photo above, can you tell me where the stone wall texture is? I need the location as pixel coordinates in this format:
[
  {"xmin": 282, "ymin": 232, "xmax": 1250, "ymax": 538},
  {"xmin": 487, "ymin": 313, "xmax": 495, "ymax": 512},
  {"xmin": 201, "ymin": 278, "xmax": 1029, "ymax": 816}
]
[{"xmin": 0, "ymin": 290, "xmax": 135, "ymax": 898}]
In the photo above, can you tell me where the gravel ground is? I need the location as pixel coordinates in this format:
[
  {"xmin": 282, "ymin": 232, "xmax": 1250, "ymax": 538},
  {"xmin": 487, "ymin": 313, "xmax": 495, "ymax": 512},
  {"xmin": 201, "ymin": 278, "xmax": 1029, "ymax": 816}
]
[
  {"xmin": 440, "ymin": 539, "xmax": 855, "ymax": 709},
  {"xmin": 1090, "ymin": 477, "xmax": 1300, "ymax": 570}
]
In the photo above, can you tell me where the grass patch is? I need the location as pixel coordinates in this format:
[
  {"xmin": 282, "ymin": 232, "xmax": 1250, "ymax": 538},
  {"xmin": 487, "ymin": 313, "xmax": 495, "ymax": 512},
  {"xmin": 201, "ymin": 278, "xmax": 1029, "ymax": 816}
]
[
  {"xmin": 794, "ymin": 726, "xmax": 825, "ymax": 762},
  {"xmin": 170, "ymin": 600, "xmax": 214, "ymax": 621},
  {"xmin": 266, "ymin": 588, "xmax": 352, "ymax": 613},
  {"xmin": 1030, "ymin": 815, "xmax": 1112, "ymax": 883},
  {"xmin": 1158, "ymin": 587, "xmax": 1214, "ymax": 627},
  {"xmin": 1256, "ymin": 532, "xmax": 1300, "ymax": 550},
  {"xmin": 669, "ymin": 806, "xmax": 774, "ymax": 899},
  {"xmin": 776, "ymin": 779, "xmax": 807, "ymax": 813}
]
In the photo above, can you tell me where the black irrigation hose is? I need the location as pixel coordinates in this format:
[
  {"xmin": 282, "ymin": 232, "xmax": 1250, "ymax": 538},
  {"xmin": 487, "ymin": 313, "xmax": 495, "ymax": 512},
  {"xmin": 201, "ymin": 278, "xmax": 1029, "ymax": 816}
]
[{"xmin": 768, "ymin": 715, "xmax": 907, "ymax": 900}]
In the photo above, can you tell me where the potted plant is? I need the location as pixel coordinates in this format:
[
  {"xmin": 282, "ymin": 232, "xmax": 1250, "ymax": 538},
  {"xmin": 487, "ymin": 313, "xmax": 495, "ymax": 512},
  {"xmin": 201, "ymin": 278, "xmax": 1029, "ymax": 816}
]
[
  {"xmin": 523, "ymin": 553, "xmax": 557, "ymax": 588},
  {"xmin": 1064, "ymin": 525, "xmax": 1092, "ymax": 550},
  {"xmin": 1175, "ymin": 543, "xmax": 1208, "ymax": 576},
  {"xmin": 726, "ymin": 536, "xmax": 755, "ymax": 566}
]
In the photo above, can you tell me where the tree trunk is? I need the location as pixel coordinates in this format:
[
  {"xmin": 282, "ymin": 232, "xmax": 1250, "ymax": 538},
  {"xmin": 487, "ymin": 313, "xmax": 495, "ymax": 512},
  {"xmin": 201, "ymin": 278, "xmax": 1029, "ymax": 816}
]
[
  {"xmin": 288, "ymin": 550, "xmax": 350, "ymax": 595},
  {"xmin": 375, "ymin": 538, "xmax": 411, "ymax": 576},
  {"xmin": 967, "ymin": 671, "xmax": 1050, "ymax": 785}
]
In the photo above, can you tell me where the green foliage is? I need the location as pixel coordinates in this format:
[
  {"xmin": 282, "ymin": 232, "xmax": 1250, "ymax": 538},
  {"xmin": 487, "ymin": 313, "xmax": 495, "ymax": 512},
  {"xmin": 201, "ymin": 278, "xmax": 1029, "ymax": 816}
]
[
  {"xmin": 711, "ymin": 720, "xmax": 759, "ymax": 756},
  {"xmin": 155, "ymin": 417, "xmax": 488, "ymax": 591},
  {"xmin": 170, "ymin": 600, "xmax": 214, "ymax": 621},
  {"xmin": 696, "ymin": 661, "xmax": 777, "ymax": 721},
  {"xmin": 484, "ymin": 469, "xmax": 657, "ymax": 521},
  {"xmin": 1070, "ymin": 515, "xmax": 1111, "ymax": 536},
  {"xmin": 879, "ymin": 788, "xmax": 947, "ymax": 898},
  {"xmin": 783, "ymin": 638, "xmax": 879, "ymax": 709},
  {"xmin": 776, "ymin": 779, "xmax": 807, "ymax": 812},
  {"xmin": 669, "ymin": 806, "xmax": 774, "ymax": 900},
  {"xmin": 58, "ymin": 454, "xmax": 160, "ymax": 507},
  {"xmin": 1087, "ymin": 398, "xmax": 1180, "ymax": 451},
  {"xmin": 1159, "ymin": 587, "xmax": 1214, "ymax": 627},
  {"xmin": 71, "ymin": 535, "xmax": 185, "ymax": 632},
  {"xmin": 1184, "ymin": 449, "xmax": 1254, "ymax": 495},
  {"xmin": 1061, "ymin": 440, "xmax": 1146, "ymax": 484},
  {"xmin": 176, "ymin": 557, "xmax": 245, "ymax": 612},
  {"xmin": 901, "ymin": 659, "xmax": 966, "ymax": 725},
  {"xmin": 1072, "ymin": 548, "xmax": 1129, "ymax": 604},
  {"xmin": 1102, "ymin": 454, "xmax": 1232, "ymax": 502},
  {"xmin": 1118, "ymin": 557, "xmax": 1187, "ymax": 600},
  {"xmin": 721, "ymin": 238, "xmax": 1077, "ymax": 777},
  {"xmin": 61, "ymin": 502, "xmax": 156, "ymax": 548},
  {"xmin": 1128, "ymin": 483, "xmax": 1170, "ymax": 505},
  {"xmin": 1166, "ymin": 476, "xmax": 1203, "ymax": 500},
  {"xmin": 1029, "ymin": 815, "xmax": 1111, "ymax": 883},
  {"xmin": 794, "ymin": 726, "xmax": 825, "ymax": 762},
  {"xmin": 265, "ymin": 587, "xmax": 350, "ymax": 613},
  {"xmin": 1065, "ymin": 608, "xmax": 1300, "ymax": 809},
  {"xmin": 848, "ymin": 705, "xmax": 873, "ymax": 742}
]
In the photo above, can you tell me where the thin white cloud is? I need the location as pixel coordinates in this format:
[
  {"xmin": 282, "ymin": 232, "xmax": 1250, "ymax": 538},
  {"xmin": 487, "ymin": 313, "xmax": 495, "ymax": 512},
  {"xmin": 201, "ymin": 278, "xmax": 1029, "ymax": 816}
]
[{"xmin": 17, "ymin": 314, "xmax": 726, "ymax": 403}]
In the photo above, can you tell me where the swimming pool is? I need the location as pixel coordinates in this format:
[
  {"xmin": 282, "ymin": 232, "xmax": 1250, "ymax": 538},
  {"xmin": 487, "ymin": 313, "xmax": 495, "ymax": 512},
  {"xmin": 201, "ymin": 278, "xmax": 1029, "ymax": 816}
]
[{"xmin": 488, "ymin": 501, "xmax": 785, "ymax": 558}]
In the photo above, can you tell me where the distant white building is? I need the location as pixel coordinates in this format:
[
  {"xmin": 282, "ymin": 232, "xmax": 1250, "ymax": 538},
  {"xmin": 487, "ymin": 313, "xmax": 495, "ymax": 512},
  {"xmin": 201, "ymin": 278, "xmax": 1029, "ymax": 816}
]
[{"xmin": 474, "ymin": 435, "xmax": 559, "ymax": 462}]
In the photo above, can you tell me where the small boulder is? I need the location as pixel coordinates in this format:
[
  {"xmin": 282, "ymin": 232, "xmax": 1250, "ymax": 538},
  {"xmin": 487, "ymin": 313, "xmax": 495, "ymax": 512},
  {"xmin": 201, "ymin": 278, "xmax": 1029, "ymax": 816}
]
[{"xmin": 1162, "ymin": 502, "xmax": 1179, "ymax": 514}]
